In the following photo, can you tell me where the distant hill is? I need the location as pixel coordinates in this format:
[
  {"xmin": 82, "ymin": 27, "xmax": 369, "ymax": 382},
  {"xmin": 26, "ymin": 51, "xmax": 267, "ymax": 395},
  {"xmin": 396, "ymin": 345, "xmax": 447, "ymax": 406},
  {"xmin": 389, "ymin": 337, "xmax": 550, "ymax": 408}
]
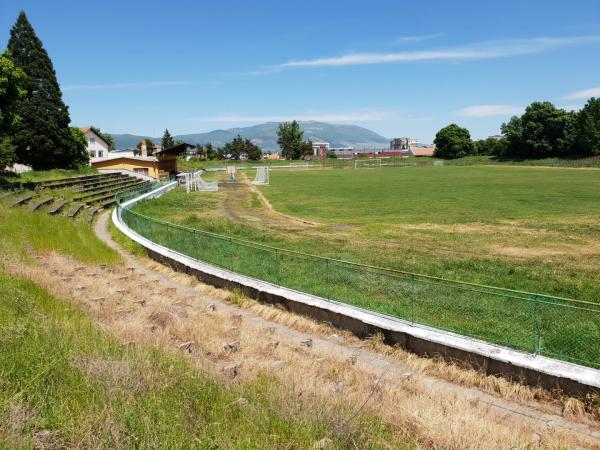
[{"xmin": 111, "ymin": 121, "xmax": 389, "ymax": 151}]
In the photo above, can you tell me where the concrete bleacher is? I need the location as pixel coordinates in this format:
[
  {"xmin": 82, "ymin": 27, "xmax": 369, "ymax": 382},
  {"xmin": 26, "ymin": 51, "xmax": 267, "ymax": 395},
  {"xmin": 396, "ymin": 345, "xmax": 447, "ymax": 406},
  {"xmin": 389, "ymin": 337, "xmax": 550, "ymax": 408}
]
[{"xmin": 3, "ymin": 172, "xmax": 153, "ymax": 222}]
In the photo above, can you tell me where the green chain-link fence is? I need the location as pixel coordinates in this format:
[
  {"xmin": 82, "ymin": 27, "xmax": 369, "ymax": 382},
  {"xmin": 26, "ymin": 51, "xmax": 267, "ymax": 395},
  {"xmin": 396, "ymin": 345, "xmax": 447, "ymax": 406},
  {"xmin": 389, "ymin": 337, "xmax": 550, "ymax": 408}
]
[{"xmin": 115, "ymin": 187, "xmax": 600, "ymax": 369}]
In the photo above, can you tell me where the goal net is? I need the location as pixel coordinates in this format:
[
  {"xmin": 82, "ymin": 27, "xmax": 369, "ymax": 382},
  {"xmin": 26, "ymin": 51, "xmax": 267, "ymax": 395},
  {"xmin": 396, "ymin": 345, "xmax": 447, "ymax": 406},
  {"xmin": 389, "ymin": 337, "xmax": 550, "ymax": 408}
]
[
  {"xmin": 179, "ymin": 170, "xmax": 219, "ymax": 193},
  {"xmin": 354, "ymin": 158, "xmax": 382, "ymax": 169},
  {"xmin": 226, "ymin": 165, "xmax": 237, "ymax": 181},
  {"xmin": 252, "ymin": 167, "xmax": 269, "ymax": 185}
]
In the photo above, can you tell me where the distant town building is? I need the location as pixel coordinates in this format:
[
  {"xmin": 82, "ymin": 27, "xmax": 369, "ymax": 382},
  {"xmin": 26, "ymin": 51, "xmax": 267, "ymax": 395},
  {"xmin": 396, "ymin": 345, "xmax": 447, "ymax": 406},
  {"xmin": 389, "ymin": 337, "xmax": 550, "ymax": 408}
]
[
  {"xmin": 408, "ymin": 146, "xmax": 435, "ymax": 157},
  {"xmin": 311, "ymin": 141, "xmax": 330, "ymax": 157},
  {"xmin": 488, "ymin": 134, "xmax": 504, "ymax": 141},
  {"xmin": 263, "ymin": 153, "xmax": 280, "ymax": 160},
  {"xmin": 79, "ymin": 127, "xmax": 109, "ymax": 159},
  {"xmin": 390, "ymin": 137, "xmax": 417, "ymax": 151}
]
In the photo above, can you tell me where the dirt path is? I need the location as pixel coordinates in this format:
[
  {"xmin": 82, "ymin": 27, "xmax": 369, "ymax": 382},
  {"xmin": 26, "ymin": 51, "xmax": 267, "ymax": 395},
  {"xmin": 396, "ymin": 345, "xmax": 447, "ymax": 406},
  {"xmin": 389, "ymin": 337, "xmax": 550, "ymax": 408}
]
[{"xmin": 8, "ymin": 210, "xmax": 597, "ymax": 449}]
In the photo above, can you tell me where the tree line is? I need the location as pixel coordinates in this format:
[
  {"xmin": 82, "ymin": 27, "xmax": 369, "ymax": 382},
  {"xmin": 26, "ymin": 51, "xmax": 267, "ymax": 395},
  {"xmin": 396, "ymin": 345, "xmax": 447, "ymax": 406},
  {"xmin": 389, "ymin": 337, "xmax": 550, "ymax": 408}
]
[
  {"xmin": 1, "ymin": 12, "xmax": 90, "ymax": 171},
  {"xmin": 434, "ymin": 99, "xmax": 600, "ymax": 160}
]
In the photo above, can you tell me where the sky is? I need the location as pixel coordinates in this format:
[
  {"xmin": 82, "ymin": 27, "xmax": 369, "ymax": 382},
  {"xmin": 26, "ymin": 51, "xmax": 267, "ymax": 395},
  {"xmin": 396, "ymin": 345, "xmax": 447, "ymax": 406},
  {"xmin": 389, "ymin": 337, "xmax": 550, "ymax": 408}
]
[{"xmin": 1, "ymin": 0, "xmax": 599, "ymax": 143}]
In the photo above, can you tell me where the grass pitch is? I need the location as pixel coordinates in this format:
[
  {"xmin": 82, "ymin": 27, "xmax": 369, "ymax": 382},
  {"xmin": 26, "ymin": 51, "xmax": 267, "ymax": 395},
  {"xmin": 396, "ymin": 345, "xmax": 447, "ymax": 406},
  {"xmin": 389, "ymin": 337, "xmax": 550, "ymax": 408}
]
[{"xmin": 130, "ymin": 165, "xmax": 600, "ymax": 367}]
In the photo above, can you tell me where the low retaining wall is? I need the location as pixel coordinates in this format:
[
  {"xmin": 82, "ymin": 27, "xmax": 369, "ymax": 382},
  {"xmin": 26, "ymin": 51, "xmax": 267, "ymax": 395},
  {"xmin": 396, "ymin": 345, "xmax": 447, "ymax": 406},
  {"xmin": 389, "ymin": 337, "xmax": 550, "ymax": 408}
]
[{"xmin": 113, "ymin": 184, "xmax": 600, "ymax": 396}]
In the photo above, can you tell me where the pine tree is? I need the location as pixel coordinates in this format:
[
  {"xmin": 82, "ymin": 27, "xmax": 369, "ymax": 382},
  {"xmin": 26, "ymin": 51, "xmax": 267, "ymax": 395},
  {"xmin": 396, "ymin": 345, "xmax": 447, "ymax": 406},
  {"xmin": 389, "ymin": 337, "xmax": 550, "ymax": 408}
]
[
  {"xmin": 161, "ymin": 129, "xmax": 174, "ymax": 150},
  {"xmin": 7, "ymin": 11, "xmax": 86, "ymax": 169}
]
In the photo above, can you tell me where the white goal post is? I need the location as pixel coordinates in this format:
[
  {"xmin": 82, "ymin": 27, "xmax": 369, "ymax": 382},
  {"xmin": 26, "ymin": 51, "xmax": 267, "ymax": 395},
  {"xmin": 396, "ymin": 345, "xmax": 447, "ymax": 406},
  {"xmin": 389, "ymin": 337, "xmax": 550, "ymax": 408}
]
[
  {"xmin": 354, "ymin": 158, "xmax": 382, "ymax": 169},
  {"xmin": 178, "ymin": 170, "xmax": 219, "ymax": 192},
  {"xmin": 226, "ymin": 165, "xmax": 237, "ymax": 181},
  {"xmin": 252, "ymin": 166, "xmax": 270, "ymax": 185}
]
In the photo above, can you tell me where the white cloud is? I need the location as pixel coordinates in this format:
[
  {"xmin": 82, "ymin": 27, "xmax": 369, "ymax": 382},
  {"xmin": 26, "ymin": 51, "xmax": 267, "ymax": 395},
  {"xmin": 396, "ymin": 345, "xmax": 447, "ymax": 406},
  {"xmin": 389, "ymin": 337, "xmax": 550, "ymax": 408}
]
[
  {"xmin": 457, "ymin": 105, "xmax": 524, "ymax": 117},
  {"xmin": 394, "ymin": 33, "xmax": 444, "ymax": 43},
  {"xmin": 276, "ymin": 35, "xmax": 600, "ymax": 68},
  {"xmin": 563, "ymin": 87, "xmax": 600, "ymax": 100},
  {"xmin": 62, "ymin": 81, "xmax": 186, "ymax": 91},
  {"xmin": 185, "ymin": 109, "xmax": 403, "ymax": 123}
]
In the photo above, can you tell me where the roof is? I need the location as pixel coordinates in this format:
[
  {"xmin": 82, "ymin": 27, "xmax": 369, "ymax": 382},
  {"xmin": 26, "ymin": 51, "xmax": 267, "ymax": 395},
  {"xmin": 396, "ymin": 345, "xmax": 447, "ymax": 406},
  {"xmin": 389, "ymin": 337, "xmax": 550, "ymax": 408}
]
[
  {"xmin": 154, "ymin": 142, "xmax": 194, "ymax": 155},
  {"xmin": 409, "ymin": 146, "xmax": 435, "ymax": 157},
  {"xmin": 90, "ymin": 155, "xmax": 158, "ymax": 165},
  {"xmin": 79, "ymin": 126, "xmax": 109, "ymax": 147}
]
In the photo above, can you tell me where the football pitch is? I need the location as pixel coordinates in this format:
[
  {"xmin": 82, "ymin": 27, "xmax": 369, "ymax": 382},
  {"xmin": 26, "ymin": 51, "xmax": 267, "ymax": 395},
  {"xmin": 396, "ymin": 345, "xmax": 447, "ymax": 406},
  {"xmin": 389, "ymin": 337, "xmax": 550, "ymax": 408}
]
[{"xmin": 129, "ymin": 165, "xmax": 600, "ymax": 366}]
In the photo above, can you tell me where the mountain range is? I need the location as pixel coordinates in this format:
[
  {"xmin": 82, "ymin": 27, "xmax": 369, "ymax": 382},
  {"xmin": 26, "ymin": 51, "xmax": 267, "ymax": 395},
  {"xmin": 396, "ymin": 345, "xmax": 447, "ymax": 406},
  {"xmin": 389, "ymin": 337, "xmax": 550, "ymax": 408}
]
[{"xmin": 110, "ymin": 121, "xmax": 390, "ymax": 151}]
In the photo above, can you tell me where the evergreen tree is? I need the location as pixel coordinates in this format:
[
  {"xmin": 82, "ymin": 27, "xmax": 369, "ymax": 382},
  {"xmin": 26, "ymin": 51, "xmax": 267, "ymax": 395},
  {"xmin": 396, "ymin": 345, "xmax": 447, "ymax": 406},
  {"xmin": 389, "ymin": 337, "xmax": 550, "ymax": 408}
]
[
  {"xmin": 161, "ymin": 129, "xmax": 174, "ymax": 150},
  {"xmin": 7, "ymin": 11, "xmax": 86, "ymax": 169}
]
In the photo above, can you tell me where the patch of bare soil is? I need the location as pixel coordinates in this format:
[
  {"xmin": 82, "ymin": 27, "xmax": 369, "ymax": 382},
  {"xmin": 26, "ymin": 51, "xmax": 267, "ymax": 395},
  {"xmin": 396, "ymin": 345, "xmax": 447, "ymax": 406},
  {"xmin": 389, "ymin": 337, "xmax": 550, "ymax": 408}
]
[{"xmin": 490, "ymin": 244, "xmax": 600, "ymax": 258}]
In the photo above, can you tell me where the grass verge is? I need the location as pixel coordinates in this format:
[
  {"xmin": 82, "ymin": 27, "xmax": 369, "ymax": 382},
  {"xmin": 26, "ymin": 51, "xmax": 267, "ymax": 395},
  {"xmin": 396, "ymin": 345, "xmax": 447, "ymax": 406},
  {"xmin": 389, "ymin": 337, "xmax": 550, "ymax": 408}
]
[{"xmin": 0, "ymin": 270, "xmax": 406, "ymax": 448}]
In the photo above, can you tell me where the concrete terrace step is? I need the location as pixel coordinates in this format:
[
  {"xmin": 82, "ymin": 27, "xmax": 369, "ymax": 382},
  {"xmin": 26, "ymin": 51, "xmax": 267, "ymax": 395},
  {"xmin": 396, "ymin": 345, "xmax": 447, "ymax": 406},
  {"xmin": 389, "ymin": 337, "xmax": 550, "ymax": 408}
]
[
  {"xmin": 74, "ymin": 179, "xmax": 145, "ymax": 202},
  {"xmin": 48, "ymin": 199, "xmax": 68, "ymax": 215},
  {"xmin": 70, "ymin": 175, "xmax": 132, "ymax": 193},
  {"xmin": 39, "ymin": 173, "xmax": 123, "ymax": 190},
  {"xmin": 28, "ymin": 197, "xmax": 54, "ymax": 212},
  {"xmin": 11, "ymin": 194, "xmax": 35, "ymax": 207},
  {"xmin": 87, "ymin": 206, "xmax": 100, "ymax": 223},
  {"xmin": 67, "ymin": 204, "xmax": 84, "ymax": 218},
  {"xmin": 85, "ymin": 181, "xmax": 150, "ymax": 205}
]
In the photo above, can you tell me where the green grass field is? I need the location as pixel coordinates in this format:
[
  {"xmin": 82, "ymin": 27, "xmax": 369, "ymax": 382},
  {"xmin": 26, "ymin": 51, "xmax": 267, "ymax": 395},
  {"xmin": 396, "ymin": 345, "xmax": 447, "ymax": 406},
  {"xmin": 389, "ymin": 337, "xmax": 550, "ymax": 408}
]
[
  {"xmin": 128, "ymin": 165, "xmax": 600, "ymax": 367},
  {"xmin": 261, "ymin": 165, "xmax": 600, "ymax": 224}
]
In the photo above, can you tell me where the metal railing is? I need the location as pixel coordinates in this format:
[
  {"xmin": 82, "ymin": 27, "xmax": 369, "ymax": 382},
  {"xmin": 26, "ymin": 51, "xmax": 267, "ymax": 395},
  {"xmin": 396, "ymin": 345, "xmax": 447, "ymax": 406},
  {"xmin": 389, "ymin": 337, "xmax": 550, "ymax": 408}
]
[{"xmin": 115, "ymin": 187, "xmax": 600, "ymax": 369}]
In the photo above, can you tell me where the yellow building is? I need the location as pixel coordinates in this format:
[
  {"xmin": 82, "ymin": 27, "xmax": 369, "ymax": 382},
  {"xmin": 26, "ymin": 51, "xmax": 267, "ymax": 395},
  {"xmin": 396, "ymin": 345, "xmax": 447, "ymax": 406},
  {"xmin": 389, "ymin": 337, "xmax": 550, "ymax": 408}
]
[{"xmin": 91, "ymin": 142, "xmax": 192, "ymax": 179}]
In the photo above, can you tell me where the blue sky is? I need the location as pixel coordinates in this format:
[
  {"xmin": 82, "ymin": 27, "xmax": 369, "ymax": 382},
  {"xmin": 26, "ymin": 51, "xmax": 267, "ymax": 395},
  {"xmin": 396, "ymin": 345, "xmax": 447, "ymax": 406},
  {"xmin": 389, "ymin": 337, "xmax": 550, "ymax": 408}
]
[{"xmin": 1, "ymin": 0, "xmax": 599, "ymax": 143}]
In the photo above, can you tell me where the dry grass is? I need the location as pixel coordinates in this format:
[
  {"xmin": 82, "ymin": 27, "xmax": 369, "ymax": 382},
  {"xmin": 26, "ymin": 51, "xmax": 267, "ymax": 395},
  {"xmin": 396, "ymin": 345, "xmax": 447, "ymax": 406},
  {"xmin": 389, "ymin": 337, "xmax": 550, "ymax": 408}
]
[{"xmin": 4, "ymin": 250, "xmax": 600, "ymax": 450}]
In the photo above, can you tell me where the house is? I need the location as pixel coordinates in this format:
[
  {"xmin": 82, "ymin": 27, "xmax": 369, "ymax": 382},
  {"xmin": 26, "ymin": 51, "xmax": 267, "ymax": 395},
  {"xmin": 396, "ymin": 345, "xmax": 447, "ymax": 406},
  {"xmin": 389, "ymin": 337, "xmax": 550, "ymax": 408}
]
[
  {"xmin": 90, "ymin": 141, "xmax": 191, "ymax": 179},
  {"xmin": 311, "ymin": 141, "xmax": 330, "ymax": 157},
  {"xmin": 79, "ymin": 127, "xmax": 109, "ymax": 159},
  {"xmin": 408, "ymin": 146, "xmax": 435, "ymax": 157},
  {"xmin": 263, "ymin": 153, "xmax": 280, "ymax": 160}
]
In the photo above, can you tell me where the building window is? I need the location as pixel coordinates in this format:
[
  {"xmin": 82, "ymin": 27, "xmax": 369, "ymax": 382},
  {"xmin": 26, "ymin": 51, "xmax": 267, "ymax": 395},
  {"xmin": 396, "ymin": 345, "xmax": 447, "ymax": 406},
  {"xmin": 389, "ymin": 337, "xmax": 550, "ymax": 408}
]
[
  {"xmin": 89, "ymin": 137, "xmax": 95, "ymax": 144},
  {"xmin": 98, "ymin": 151, "xmax": 103, "ymax": 158},
  {"xmin": 134, "ymin": 168, "xmax": 149, "ymax": 176}
]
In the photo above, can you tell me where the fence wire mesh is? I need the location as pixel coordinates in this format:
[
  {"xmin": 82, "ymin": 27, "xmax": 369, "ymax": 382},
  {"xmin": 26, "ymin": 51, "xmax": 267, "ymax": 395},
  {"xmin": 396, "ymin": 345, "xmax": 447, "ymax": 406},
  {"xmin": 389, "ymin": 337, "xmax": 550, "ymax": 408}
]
[{"xmin": 116, "ymin": 187, "xmax": 600, "ymax": 369}]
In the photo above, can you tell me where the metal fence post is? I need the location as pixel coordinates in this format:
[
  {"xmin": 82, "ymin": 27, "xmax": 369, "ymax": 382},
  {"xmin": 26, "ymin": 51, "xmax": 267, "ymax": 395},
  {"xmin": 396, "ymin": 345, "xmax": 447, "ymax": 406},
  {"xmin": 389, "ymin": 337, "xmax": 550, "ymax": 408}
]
[
  {"xmin": 533, "ymin": 300, "xmax": 541, "ymax": 355},
  {"xmin": 325, "ymin": 258, "xmax": 330, "ymax": 299}
]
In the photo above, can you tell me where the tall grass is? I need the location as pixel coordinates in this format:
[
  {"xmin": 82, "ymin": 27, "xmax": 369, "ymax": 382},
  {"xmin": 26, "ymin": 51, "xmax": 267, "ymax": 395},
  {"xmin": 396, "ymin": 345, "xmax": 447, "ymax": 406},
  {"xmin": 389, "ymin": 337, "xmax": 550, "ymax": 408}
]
[
  {"xmin": 0, "ymin": 270, "xmax": 404, "ymax": 448},
  {"xmin": 0, "ymin": 207, "xmax": 120, "ymax": 265}
]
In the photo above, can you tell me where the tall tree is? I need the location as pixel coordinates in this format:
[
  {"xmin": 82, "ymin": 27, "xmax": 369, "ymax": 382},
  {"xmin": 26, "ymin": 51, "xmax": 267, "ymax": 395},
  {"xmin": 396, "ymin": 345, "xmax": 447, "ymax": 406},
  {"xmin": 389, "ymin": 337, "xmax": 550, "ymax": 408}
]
[
  {"xmin": 244, "ymin": 138, "xmax": 262, "ymax": 160},
  {"xmin": 221, "ymin": 135, "xmax": 262, "ymax": 160},
  {"xmin": 433, "ymin": 124, "xmax": 474, "ymax": 159},
  {"xmin": 0, "ymin": 51, "xmax": 26, "ymax": 170},
  {"xmin": 277, "ymin": 121, "xmax": 311, "ymax": 160},
  {"xmin": 501, "ymin": 102, "xmax": 576, "ymax": 158},
  {"xmin": 7, "ymin": 11, "xmax": 86, "ymax": 169},
  {"xmin": 161, "ymin": 129, "xmax": 174, "ymax": 150},
  {"xmin": 575, "ymin": 97, "xmax": 600, "ymax": 156},
  {"xmin": 204, "ymin": 143, "xmax": 217, "ymax": 160}
]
